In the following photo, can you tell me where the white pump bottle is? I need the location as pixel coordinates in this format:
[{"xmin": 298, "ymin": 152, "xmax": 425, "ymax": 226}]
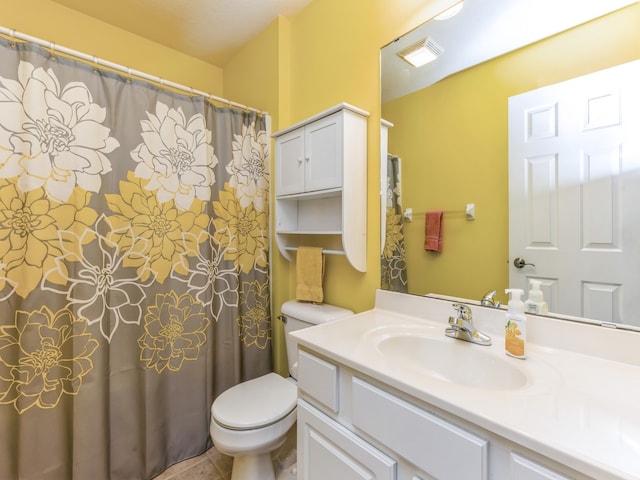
[{"xmin": 524, "ymin": 279, "xmax": 548, "ymax": 315}]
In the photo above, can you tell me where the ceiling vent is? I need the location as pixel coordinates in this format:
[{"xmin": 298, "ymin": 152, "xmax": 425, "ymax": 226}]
[{"xmin": 397, "ymin": 37, "xmax": 444, "ymax": 67}]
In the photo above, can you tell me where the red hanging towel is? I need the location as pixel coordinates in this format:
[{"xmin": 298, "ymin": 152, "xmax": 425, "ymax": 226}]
[{"xmin": 424, "ymin": 211, "xmax": 443, "ymax": 252}]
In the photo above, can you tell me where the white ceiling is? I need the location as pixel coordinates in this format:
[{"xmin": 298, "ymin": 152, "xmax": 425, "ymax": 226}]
[{"xmin": 49, "ymin": 0, "xmax": 313, "ymax": 66}]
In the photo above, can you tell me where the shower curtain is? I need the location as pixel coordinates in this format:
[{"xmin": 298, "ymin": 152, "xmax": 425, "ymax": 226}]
[
  {"xmin": 381, "ymin": 154, "xmax": 408, "ymax": 292},
  {"xmin": 0, "ymin": 36, "xmax": 272, "ymax": 480}
]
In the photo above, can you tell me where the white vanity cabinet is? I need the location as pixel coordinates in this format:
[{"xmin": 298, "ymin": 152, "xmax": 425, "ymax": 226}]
[
  {"xmin": 296, "ymin": 347, "xmax": 585, "ymax": 480},
  {"xmin": 273, "ymin": 103, "xmax": 368, "ymax": 271}
]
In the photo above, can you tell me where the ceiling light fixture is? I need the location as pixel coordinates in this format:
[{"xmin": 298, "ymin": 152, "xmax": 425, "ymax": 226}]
[
  {"xmin": 434, "ymin": 1, "xmax": 465, "ymax": 21},
  {"xmin": 396, "ymin": 37, "xmax": 444, "ymax": 68}
]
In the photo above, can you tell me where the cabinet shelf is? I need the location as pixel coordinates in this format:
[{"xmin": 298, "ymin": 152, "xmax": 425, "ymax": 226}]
[
  {"xmin": 276, "ymin": 187, "xmax": 342, "ymax": 201},
  {"xmin": 277, "ymin": 230, "xmax": 342, "ymax": 235},
  {"xmin": 284, "ymin": 246, "xmax": 346, "ymax": 256},
  {"xmin": 273, "ymin": 103, "xmax": 369, "ymax": 272}
]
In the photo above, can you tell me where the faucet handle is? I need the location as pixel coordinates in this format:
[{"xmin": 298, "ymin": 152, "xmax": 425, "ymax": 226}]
[
  {"xmin": 452, "ymin": 303, "xmax": 472, "ymax": 321},
  {"xmin": 481, "ymin": 290, "xmax": 501, "ymax": 308}
]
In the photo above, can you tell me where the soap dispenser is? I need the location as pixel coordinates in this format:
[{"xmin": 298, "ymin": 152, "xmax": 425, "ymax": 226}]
[
  {"xmin": 524, "ymin": 279, "xmax": 548, "ymax": 315},
  {"xmin": 504, "ymin": 288, "xmax": 526, "ymax": 359}
]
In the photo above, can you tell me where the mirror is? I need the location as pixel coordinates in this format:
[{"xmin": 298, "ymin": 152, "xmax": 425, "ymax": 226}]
[{"xmin": 380, "ymin": 0, "xmax": 640, "ymax": 327}]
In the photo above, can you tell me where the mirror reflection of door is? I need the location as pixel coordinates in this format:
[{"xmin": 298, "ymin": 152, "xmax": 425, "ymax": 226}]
[{"xmin": 509, "ymin": 60, "xmax": 640, "ymax": 326}]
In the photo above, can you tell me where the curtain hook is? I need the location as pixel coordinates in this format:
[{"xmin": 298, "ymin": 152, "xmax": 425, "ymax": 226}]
[
  {"xmin": 126, "ymin": 67, "xmax": 132, "ymax": 83},
  {"xmin": 9, "ymin": 29, "xmax": 16, "ymax": 48},
  {"xmin": 49, "ymin": 41, "xmax": 57, "ymax": 60},
  {"xmin": 93, "ymin": 56, "xmax": 99, "ymax": 74}
]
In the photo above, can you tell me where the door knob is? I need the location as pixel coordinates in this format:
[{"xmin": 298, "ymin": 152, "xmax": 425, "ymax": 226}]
[{"xmin": 513, "ymin": 257, "xmax": 535, "ymax": 269}]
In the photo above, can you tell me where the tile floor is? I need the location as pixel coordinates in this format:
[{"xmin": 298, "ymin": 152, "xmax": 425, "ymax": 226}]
[
  {"xmin": 153, "ymin": 430, "xmax": 297, "ymax": 480},
  {"xmin": 153, "ymin": 447, "xmax": 233, "ymax": 480}
]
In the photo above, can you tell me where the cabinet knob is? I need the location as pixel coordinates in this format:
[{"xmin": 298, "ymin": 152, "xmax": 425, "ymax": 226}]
[{"xmin": 297, "ymin": 157, "xmax": 303, "ymax": 164}]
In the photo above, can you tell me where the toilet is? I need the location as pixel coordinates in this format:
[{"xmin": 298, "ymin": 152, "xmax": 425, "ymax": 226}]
[{"xmin": 210, "ymin": 300, "xmax": 353, "ymax": 480}]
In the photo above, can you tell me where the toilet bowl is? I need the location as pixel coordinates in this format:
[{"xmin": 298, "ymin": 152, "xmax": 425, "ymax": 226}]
[{"xmin": 209, "ymin": 301, "xmax": 353, "ymax": 480}]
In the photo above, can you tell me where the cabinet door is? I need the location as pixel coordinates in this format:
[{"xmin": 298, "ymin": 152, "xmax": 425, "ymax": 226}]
[
  {"xmin": 275, "ymin": 127, "xmax": 305, "ymax": 195},
  {"xmin": 511, "ymin": 454, "xmax": 572, "ymax": 480},
  {"xmin": 298, "ymin": 400, "xmax": 396, "ymax": 480},
  {"xmin": 304, "ymin": 112, "xmax": 343, "ymax": 192},
  {"xmin": 352, "ymin": 378, "xmax": 487, "ymax": 480}
]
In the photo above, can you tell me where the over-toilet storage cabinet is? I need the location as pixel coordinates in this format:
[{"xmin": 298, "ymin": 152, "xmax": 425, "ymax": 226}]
[
  {"xmin": 273, "ymin": 103, "xmax": 369, "ymax": 272},
  {"xmin": 295, "ymin": 348, "xmax": 585, "ymax": 480}
]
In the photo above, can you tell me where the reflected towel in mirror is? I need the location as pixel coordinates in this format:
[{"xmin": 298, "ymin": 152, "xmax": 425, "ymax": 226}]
[{"xmin": 424, "ymin": 211, "xmax": 443, "ymax": 252}]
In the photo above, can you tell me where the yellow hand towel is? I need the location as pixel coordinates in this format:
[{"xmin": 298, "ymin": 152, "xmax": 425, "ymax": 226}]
[{"xmin": 296, "ymin": 246, "xmax": 325, "ymax": 303}]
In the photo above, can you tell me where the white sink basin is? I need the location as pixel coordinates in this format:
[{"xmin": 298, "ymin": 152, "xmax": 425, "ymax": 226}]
[{"xmin": 374, "ymin": 332, "xmax": 528, "ymax": 390}]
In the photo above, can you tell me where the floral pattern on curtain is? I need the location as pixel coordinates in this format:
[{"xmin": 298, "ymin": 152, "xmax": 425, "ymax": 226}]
[
  {"xmin": 381, "ymin": 154, "xmax": 408, "ymax": 292},
  {"xmin": 0, "ymin": 37, "xmax": 271, "ymax": 480}
]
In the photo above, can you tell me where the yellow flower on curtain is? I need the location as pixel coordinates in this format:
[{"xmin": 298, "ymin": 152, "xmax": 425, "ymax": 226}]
[
  {"xmin": 238, "ymin": 280, "xmax": 271, "ymax": 349},
  {"xmin": 0, "ymin": 180, "xmax": 97, "ymax": 298},
  {"xmin": 212, "ymin": 183, "xmax": 268, "ymax": 274},
  {"xmin": 383, "ymin": 206, "xmax": 404, "ymax": 260},
  {"xmin": 106, "ymin": 172, "xmax": 209, "ymax": 283},
  {"xmin": 0, "ymin": 306, "xmax": 99, "ymax": 414},
  {"xmin": 138, "ymin": 291, "xmax": 210, "ymax": 373}
]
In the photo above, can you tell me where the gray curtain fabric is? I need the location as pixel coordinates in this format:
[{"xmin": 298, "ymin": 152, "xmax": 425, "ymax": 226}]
[
  {"xmin": 381, "ymin": 154, "xmax": 408, "ymax": 292},
  {"xmin": 0, "ymin": 38, "xmax": 271, "ymax": 479}
]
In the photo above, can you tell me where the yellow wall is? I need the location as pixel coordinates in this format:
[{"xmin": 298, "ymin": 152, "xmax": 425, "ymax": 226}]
[
  {"xmin": 382, "ymin": 5, "xmax": 640, "ymax": 304},
  {"xmin": 2, "ymin": 0, "xmax": 223, "ymax": 94},
  {"xmin": 267, "ymin": 0, "xmax": 462, "ymax": 322}
]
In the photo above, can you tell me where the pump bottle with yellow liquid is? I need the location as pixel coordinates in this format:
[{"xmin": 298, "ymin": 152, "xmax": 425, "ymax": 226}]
[{"xmin": 505, "ymin": 288, "xmax": 526, "ymax": 359}]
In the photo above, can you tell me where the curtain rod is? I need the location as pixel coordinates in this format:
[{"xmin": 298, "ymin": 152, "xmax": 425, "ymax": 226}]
[{"xmin": 0, "ymin": 26, "xmax": 267, "ymax": 116}]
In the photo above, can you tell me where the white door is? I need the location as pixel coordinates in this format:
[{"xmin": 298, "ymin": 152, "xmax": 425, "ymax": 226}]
[{"xmin": 509, "ymin": 60, "xmax": 640, "ymax": 326}]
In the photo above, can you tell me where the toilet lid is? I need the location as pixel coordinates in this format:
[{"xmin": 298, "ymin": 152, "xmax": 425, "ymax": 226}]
[{"xmin": 211, "ymin": 373, "xmax": 297, "ymax": 430}]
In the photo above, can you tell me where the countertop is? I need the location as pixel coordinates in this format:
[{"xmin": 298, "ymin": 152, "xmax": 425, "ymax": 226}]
[{"xmin": 291, "ymin": 290, "xmax": 640, "ymax": 480}]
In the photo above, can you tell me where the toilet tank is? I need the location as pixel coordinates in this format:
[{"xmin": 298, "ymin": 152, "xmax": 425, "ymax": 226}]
[{"xmin": 281, "ymin": 300, "xmax": 353, "ymax": 379}]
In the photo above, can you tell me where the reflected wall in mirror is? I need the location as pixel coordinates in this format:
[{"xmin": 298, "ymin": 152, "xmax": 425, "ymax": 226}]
[{"xmin": 380, "ymin": 0, "xmax": 640, "ymax": 326}]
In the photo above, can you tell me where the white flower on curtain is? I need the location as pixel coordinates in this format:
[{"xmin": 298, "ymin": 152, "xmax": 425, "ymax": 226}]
[
  {"xmin": 0, "ymin": 60, "xmax": 119, "ymax": 203},
  {"xmin": 41, "ymin": 214, "xmax": 156, "ymax": 342},
  {"xmin": 131, "ymin": 101, "xmax": 218, "ymax": 211},
  {"xmin": 0, "ymin": 263, "xmax": 17, "ymax": 301},
  {"xmin": 171, "ymin": 221, "xmax": 239, "ymax": 322},
  {"xmin": 227, "ymin": 122, "xmax": 270, "ymax": 211}
]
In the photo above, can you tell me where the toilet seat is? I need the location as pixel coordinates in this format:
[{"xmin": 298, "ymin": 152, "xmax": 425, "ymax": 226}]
[{"xmin": 212, "ymin": 373, "xmax": 297, "ymax": 430}]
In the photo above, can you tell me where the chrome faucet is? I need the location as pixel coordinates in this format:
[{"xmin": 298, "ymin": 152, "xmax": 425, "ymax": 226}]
[
  {"xmin": 480, "ymin": 290, "xmax": 501, "ymax": 308},
  {"xmin": 446, "ymin": 303, "xmax": 492, "ymax": 346}
]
